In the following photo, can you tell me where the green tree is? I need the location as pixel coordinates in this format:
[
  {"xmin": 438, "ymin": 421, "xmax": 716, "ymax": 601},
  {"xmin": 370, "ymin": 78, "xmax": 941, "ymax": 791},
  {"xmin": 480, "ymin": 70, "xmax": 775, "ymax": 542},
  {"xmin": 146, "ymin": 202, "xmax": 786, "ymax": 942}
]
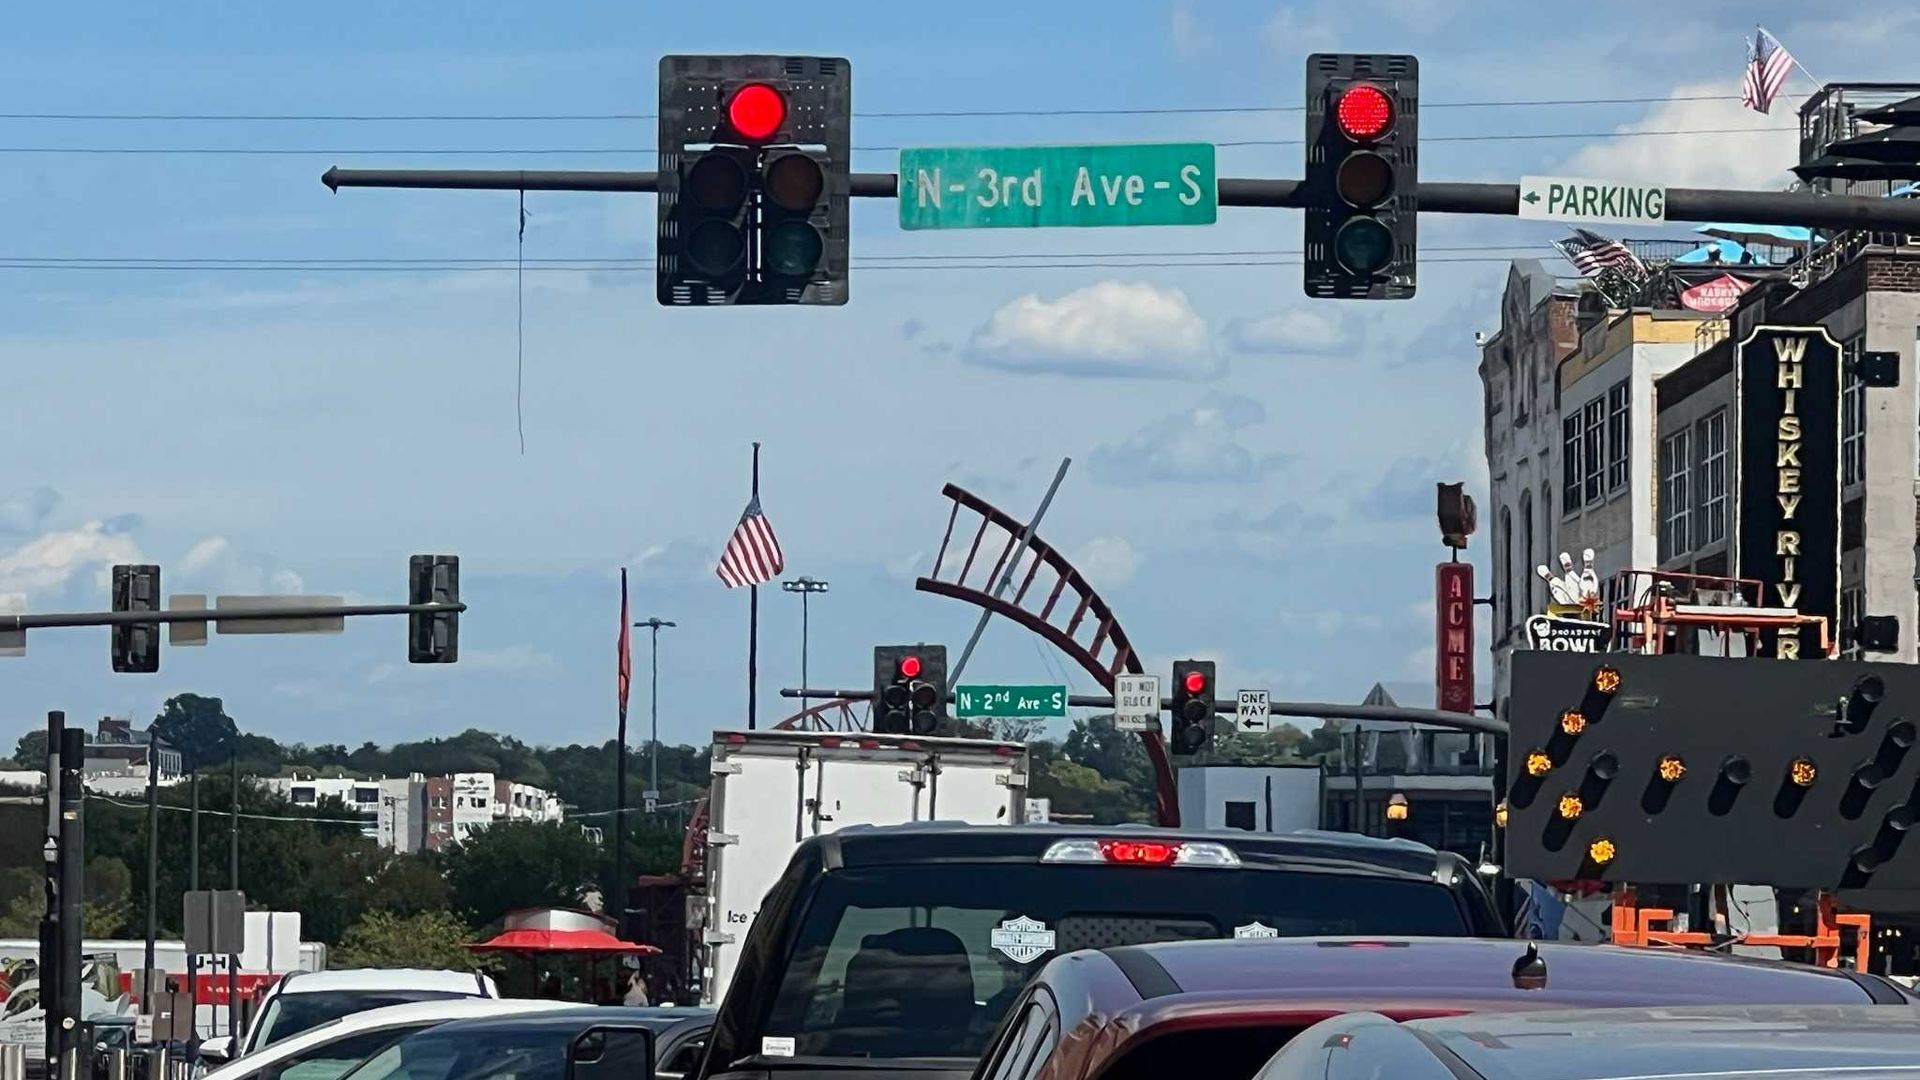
[
  {"xmin": 442, "ymin": 820, "xmax": 603, "ymax": 928},
  {"xmin": 0, "ymin": 857, "xmax": 136, "ymax": 937},
  {"xmin": 11, "ymin": 729, "xmax": 48, "ymax": 769},
  {"xmin": 151, "ymin": 694, "xmax": 239, "ymax": 771},
  {"xmin": 332, "ymin": 910, "xmax": 478, "ymax": 969}
]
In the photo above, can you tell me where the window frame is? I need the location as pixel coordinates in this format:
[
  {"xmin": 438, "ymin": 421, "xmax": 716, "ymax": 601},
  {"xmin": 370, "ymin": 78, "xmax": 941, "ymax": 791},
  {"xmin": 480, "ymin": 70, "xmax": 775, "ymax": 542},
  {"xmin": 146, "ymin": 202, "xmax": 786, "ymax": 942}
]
[
  {"xmin": 1606, "ymin": 379, "xmax": 1630, "ymax": 494},
  {"xmin": 1581, "ymin": 397, "xmax": 1606, "ymax": 506},
  {"xmin": 1843, "ymin": 336, "xmax": 1866, "ymax": 489},
  {"xmin": 1661, "ymin": 427, "xmax": 1692, "ymax": 561},
  {"xmin": 1561, "ymin": 413, "xmax": 1582, "ymax": 516},
  {"xmin": 1696, "ymin": 409, "xmax": 1729, "ymax": 546}
]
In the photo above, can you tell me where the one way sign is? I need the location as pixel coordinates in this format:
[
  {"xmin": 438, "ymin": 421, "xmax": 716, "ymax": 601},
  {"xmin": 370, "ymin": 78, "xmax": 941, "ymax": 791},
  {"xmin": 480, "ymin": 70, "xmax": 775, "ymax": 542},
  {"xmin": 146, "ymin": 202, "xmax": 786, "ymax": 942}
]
[{"xmin": 1236, "ymin": 690, "xmax": 1269, "ymax": 732}]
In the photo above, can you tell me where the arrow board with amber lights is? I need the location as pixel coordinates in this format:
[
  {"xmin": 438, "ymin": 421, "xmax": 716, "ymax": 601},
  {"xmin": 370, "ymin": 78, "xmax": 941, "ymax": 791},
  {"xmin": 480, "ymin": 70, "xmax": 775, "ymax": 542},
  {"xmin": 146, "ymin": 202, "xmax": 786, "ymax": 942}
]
[{"xmin": 1508, "ymin": 651, "xmax": 1919, "ymax": 891}]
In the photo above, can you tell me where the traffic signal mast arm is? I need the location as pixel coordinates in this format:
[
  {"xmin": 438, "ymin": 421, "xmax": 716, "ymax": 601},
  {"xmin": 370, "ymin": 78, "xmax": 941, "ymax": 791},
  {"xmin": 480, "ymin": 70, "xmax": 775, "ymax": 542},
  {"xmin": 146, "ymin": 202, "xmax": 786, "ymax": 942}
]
[
  {"xmin": 781, "ymin": 685, "xmax": 1509, "ymax": 737},
  {"xmin": 321, "ymin": 168, "xmax": 1920, "ymax": 234},
  {"xmin": 0, "ymin": 600, "xmax": 463, "ymax": 632}
]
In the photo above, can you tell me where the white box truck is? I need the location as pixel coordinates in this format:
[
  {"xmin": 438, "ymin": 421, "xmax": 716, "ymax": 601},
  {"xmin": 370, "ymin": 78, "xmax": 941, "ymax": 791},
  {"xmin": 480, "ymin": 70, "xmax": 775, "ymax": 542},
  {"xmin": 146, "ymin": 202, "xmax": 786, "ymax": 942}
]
[{"xmin": 697, "ymin": 729, "xmax": 1029, "ymax": 1006}]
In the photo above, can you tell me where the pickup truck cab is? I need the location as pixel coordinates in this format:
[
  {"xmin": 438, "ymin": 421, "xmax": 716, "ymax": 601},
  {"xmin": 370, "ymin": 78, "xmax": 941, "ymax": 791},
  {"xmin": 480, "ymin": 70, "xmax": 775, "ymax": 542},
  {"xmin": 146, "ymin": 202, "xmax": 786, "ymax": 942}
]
[{"xmin": 695, "ymin": 823, "xmax": 1503, "ymax": 1080}]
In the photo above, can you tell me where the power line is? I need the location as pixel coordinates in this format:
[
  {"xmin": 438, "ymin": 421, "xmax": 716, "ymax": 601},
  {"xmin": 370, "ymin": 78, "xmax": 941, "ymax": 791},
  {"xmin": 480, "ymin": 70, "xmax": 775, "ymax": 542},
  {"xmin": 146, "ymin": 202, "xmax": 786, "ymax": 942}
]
[
  {"xmin": 0, "ymin": 127, "xmax": 1792, "ymax": 156},
  {"xmin": 0, "ymin": 94, "xmax": 1741, "ymax": 123},
  {"xmin": 86, "ymin": 792, "xmax": 372, "ymax": 825},
  {"xmin": 0, "ymin": 255, "xmax": 1552, "ymax": 274}
]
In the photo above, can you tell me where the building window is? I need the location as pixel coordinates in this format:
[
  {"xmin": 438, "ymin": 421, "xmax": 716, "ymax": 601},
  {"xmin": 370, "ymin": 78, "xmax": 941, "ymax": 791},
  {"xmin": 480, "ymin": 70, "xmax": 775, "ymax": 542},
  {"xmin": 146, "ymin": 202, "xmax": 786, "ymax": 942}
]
[
  {"xmin": 1520, "ymin": 490, "xmax": 1535, "ymax": 615},
  {"xmin": 1661, "ymin": 427, "xmax": 1692, "ymax": 561},
  {"xmin": 1696, "ymin": 409, "xmax": 1728, "ymax": 545},
  {"xmin": 1843, "ymin": 336, "xmax": 1866, "ymax": 487},
  {"xmin": 1582, "ymin": 398, "xmax": 1606, "ymax": 506},
  {"xmin": 1224, "ymin": 801, "xmax": 1256, "ymax": 831},
  {"xmin": 1606, "ymin": 380, "xmax": 1630, "ymax": 494},
  {"xmin": 1500, "ymin": 506, "xmax": 1514, "ymax": 634},
  {"xmin": 1562, "ymin": 414, "xmax": 1582, "ymax": 514},
  {"xmin": 1841, "ymin": 586, "xmax": 1865, "ymax": 658}
]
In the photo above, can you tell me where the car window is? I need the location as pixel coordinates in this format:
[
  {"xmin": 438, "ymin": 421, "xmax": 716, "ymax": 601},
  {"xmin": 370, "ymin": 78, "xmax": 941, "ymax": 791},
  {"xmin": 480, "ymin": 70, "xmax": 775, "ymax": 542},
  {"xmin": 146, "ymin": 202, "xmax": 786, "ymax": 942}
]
[
  {"xmin": 658, "ymin": 1035, "xmax": 707, "ymax": 1080},
  {"xmin": 252, "ymin": 1027, "xmax": 426, "ymax": 1080},
  {"xmin": 759, "ymin": 863, "xmax": 1468, "ymax": 1062},
  {"xmin": 3, "ymin": 987, "xmax": 39, "ymax": 1019},
  {"xmin": 253, "ymin": 992, "xmax": 470, "ymax": 1049},
  {"xmin": 337, "ymin": 1025, "xmax": 575, "ymax": 1080},
  {"xmin": 982, "ymin": 998, "xmax": 1055, "ymax": 1080}
]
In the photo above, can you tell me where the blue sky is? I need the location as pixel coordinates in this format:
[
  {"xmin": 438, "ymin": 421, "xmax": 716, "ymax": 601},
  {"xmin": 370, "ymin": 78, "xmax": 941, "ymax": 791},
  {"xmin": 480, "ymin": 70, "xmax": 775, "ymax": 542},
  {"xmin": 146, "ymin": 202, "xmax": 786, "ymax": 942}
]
[{"xmin": 3, "ymin": 0, "xmax": 1916, "ymax": 756}]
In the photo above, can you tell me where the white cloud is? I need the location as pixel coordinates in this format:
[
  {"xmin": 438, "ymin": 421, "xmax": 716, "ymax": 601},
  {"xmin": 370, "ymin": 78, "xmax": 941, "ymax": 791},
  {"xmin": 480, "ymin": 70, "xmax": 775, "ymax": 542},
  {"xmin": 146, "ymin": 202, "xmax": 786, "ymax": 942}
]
[
  {"xmin": 1072, "ymin": 537, "xmax": 1141, "ymax": 588},
  {"xmin": 885, "ymin": 550, "xmax": 929, "ymax": 583},
  {"xmin": 1224, "ymin": 309, "xmax": 1349, "ymax": 355},
  {"xmin": 1091, "ymin": 394, "xmax": 1287, "ymax": 485},
  {"xmin": 1260, "ymin": 8, "xmax": 1338, "ymax": 54},
  {"xmin": 0, "ymin": 487, "xmax": 60, "ymax": 534},
  {"xmin": 1555, "ymin": 81, "xmax": 1799, "ymax": 190},
  {"xmin": 0, "ymin": 521, "xmax": 143, "ymax": 597},
  {"xmin": 966, "ymin": 281, "xmax": 1221, "ymax": 380},
  {"xmin": 177, "ymin": 536, "xmax": 305, "ymax": 595},
  {"xmin": 1170, "ymin": 0, "xmax": 1213, "ymax": 58}
]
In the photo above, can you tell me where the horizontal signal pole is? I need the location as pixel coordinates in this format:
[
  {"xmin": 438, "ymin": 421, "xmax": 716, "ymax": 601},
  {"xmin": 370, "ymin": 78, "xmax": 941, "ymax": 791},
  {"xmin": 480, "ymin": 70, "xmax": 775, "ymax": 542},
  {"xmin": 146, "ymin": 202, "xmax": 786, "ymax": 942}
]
[
  {"xmin": 322, "ymin": 167, "xmax": 1920, "ymax": 233},
  {"xmin": 779, "ymin": 686, "xmax": 1509, "ymax": 737},
  {"xmin": 0, "ymin": 601, "xmax": 464, "ymax": 633}
]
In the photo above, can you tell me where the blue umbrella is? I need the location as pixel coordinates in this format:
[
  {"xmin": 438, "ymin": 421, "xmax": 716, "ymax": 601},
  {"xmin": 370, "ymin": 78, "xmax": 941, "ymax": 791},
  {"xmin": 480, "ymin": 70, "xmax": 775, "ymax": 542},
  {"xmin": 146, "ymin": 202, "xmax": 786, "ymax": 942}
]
[
  {"xmin": 1694, "ymin": 222, "xmax": 1814, "ymax": 245},
  {"xmin": 1673, "ymin": 238, "xmax": 1750, "ymax": 264}
]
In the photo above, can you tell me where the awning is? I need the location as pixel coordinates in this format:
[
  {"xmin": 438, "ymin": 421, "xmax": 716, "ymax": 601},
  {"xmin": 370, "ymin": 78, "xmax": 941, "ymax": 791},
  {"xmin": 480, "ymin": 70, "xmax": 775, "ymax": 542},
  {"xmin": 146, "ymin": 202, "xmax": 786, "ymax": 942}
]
[
  {"xmin": 467, "ymin": 928, "xmax": 660, "ymax": 955},
  {"xmin": 1693, "ymin": 222, "xmax": 1814, "ymax": 246}
]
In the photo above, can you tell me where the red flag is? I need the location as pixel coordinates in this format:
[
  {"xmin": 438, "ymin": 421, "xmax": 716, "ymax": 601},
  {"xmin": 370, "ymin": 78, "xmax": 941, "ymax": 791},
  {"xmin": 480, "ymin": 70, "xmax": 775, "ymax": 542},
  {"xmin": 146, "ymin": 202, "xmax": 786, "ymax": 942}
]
[{"xmin": 617, "ymin": 568, "xmax": 632, "ymax": 718}]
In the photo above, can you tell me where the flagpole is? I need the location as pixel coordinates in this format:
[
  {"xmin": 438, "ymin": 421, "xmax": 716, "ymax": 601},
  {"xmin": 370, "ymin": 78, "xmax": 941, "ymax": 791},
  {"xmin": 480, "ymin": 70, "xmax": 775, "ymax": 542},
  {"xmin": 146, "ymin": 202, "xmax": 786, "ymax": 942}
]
[
  {"xmin": 1756, "ymin": 25, "xmax": 1822, "ymax": 87},
  {"xmin": 749, "ymin": 442, "xmax": 761, "ymax": 731},
  {"xmin": 614, "ymin": 567, "xmax": 629, "ymax": 933}
]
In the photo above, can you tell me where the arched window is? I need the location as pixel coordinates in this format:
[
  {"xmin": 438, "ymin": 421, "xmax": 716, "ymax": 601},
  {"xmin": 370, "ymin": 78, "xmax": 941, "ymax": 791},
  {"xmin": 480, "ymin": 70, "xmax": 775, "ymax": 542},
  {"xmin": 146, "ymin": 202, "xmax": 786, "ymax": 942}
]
[
  {"xmin": 1500, "ymin": 507, "xmax": 1514, "ymax": 634},
  {"xmin": 1520, "ymin": 491, "xmax": 1535, "ymax": 616}
]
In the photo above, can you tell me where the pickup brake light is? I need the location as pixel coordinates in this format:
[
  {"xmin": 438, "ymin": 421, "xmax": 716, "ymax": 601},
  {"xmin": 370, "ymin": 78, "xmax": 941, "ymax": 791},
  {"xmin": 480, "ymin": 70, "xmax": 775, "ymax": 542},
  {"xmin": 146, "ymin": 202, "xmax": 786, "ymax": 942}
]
[{"xmin": 1040, "ymin": 838, "xmax": 1240, "ymax": 868}]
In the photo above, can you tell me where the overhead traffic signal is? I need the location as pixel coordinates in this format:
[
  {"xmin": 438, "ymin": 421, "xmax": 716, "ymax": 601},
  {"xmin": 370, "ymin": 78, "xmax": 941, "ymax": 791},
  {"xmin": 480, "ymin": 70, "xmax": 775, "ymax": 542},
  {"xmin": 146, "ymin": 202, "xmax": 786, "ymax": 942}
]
[
  {"xmin": 1303, "ymin": 53, "xmax": 1418, "ymax": 300},
  {"xmin": 408, "ymin": 554, "xmax": 460, "ymax": 664},
  {"xmin": 1170, "ymin": 660, "xmax": 1216, "ymax": 755},
  {"xmin": 658, "ymin": 55, "xmax": 850, "ymax": 306},
  {"xmin": 874, "ymin": 645, "xmax": 946, "ymax": 735},
  {"xmin": 111, "ymin": 564, "xmax": 160, "ymax": 673}
]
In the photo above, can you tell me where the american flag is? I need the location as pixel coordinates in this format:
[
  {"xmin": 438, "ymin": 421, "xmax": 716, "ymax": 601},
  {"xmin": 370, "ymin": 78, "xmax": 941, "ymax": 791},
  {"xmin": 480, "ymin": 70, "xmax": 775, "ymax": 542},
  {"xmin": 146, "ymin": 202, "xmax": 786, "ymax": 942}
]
[
  {"xmin": 617, "ymin": 567, "xmax": 632, "ymax": 717},
  {"xmin": 716, "ymin": 495, "xmax": 785, "ymax": 588},
  {"xmin": 1741, "ymin": 27, "xmax": 1795, "ymax": 115},
  {"xmin": 1553, "ymin": 228, "xmax": 1646, "ymax": 278}
]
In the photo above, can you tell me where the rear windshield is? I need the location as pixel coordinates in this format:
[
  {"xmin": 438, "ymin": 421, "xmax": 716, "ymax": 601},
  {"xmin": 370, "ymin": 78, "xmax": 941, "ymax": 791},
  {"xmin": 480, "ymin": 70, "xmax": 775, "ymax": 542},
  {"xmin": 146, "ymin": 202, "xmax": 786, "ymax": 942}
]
[
  {"xmin": 253, "ymin": 991, "xmax": 470, "ymax": 1049},
  {"xmin": 757, "ymin": 862, "xmax": 1468, "ymax": 1062}
]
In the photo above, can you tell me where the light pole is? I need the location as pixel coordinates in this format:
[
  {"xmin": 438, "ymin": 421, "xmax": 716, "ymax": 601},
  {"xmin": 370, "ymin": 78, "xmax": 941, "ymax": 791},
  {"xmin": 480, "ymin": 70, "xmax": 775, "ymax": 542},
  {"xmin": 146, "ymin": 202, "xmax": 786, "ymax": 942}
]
[
  {"xmin": 782, "ymin": 578, "xmax": 829, "ymax": 715},
  {"xmin": 634, "ymin": 618, "xmax": 676, "ymax": 812}
]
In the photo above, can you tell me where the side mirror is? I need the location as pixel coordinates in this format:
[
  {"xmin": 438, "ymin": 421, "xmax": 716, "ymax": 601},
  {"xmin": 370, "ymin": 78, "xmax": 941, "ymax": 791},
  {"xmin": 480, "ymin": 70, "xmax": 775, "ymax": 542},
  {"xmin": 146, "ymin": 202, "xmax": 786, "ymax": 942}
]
[
  {"xmin": 567, "ymin": 1026, "xmax": 655, "ymax": 1080},
  {"xmin": 199, "ymin": 1036, "xmax": 233, "ymax": 1064}
]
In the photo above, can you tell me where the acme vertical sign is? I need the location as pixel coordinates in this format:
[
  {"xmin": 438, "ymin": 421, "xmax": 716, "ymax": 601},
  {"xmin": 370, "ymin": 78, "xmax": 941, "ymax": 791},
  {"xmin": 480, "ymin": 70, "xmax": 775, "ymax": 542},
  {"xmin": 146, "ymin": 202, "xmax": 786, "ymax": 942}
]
[
  {"xmin": 1436, "ymin": 562, "xmax": 1474, "ymax": 711},
  {"xmin": 1735, "ymin": 326, "xmax": 1841, "ymax": 659}
]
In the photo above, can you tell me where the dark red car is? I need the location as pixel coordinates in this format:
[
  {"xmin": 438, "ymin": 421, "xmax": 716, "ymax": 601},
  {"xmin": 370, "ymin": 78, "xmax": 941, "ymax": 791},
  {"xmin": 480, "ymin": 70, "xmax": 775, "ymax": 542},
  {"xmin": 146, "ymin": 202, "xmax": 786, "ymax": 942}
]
[{"xmin": 971, "ymin": 937, "xmax": 1917, "ymax": 1080}]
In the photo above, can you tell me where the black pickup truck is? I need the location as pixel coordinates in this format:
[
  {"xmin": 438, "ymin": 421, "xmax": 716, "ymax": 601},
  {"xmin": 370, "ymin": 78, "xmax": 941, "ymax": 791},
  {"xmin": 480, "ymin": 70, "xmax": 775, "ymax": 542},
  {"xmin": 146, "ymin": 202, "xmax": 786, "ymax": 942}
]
[{"xmin": 695, "ymin": 823, "xmax": 1504, "ymax": 1080}]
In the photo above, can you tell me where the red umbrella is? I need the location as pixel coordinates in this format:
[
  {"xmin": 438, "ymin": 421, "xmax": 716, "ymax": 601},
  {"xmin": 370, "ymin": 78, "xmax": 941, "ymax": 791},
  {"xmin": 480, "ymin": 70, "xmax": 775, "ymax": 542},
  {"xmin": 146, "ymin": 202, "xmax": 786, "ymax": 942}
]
[{"xmin": 467, "ymin": 928, "xmax": 660, "ymax": 955}]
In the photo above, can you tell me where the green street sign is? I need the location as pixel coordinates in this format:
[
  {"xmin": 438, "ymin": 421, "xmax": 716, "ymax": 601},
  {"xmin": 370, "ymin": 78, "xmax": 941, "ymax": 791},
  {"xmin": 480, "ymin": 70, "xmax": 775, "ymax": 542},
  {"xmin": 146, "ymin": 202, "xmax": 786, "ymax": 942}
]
[
  {"xmin": 953, "ymin": 684, "xmax": 1068, "ymax": 720},
  {"xmin": 899, "ymin": 143, "xmax": 1217, "ymax": 230}
]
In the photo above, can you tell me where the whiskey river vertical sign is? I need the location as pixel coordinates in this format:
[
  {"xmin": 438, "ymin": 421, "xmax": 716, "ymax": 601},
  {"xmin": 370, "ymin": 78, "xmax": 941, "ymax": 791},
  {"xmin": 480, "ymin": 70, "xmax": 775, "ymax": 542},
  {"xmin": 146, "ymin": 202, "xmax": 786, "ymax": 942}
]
[{"xmin": 1734, "ymin": 326, "xmax": 1841, "ymax": 659}]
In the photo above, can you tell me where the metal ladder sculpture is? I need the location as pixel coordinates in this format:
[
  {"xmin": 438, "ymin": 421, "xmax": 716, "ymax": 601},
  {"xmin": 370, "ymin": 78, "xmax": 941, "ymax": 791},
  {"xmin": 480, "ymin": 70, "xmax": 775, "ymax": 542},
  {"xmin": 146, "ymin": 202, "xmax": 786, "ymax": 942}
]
[{"xmin": 917, "ymin": 483, "xmax": 1180, "ymax": 826}]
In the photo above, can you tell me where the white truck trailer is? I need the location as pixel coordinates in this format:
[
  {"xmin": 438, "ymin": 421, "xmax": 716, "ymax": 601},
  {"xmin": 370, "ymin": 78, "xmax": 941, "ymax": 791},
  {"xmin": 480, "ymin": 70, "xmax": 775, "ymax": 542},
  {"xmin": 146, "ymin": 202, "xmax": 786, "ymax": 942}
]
[{"xmin": 697, "ymin": 729, "xmax": 1030, "ymax": 1006}]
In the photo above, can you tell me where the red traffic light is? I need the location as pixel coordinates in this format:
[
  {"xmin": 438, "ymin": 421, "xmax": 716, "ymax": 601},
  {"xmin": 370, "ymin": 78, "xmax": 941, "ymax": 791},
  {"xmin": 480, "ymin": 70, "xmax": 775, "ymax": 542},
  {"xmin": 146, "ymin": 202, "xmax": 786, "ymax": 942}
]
[
  {"xmin": 727, "ymin": 83, "xmax": 786, "ymax": 142},
  {"xmin": 899, "ymin": 655, "xmax": 923, "ymax": 679},
  {"xmin": 1335, "ymin": 84, "xmax": 1395, "ymax": 142},
  {"xmin": 1183, "ymin": 671, "xmax": 1207, "ymax": 694}
]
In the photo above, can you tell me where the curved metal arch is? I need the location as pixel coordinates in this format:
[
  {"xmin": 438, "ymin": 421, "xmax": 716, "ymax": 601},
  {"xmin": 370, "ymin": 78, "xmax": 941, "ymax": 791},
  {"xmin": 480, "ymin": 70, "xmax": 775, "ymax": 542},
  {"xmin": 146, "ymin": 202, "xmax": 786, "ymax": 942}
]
[
  {"xmin": 773, "ymin": 697, "xmax": 865, "ymax": 732},
  {"xmin": 918, "ymin": 483, "xmax": 1180, "ymax": 826}
]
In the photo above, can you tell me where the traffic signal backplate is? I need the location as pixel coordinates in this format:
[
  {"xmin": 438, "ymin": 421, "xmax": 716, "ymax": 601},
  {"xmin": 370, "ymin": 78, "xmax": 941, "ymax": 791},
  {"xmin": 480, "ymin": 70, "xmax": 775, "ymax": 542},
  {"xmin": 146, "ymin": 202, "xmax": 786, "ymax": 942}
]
[{"xmin": 1508, "ymin": 651, "xmax": 1920, "ymax": 890}]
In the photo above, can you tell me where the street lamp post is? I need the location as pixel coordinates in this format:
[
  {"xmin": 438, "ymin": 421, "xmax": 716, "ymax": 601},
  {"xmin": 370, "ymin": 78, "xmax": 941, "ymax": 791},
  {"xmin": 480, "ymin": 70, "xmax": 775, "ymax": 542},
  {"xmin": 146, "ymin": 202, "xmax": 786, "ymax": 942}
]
[
  {"xmin": 781, "ymin": 578, "xmax": 829, "ymax": 715},
  {"xmin": 633, "ymin": 618, "xmax": 676, "ymax": 812}
]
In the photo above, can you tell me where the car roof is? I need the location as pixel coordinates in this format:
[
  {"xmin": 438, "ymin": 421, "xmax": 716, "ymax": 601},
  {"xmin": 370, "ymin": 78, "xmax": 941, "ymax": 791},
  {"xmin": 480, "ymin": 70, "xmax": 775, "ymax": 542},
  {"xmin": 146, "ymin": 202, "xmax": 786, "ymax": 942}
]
[
  {"xmin": 275, "ymin": 968, "xmax": 494, "ymax": 994},
  {"xmin": 1086, "ymin": 937, "xmax": 1902, "ymax": 1008},
  {"xmin": 203, "ymin": 999, "xmax": 577, "ymax": 1079},
  {"xmin": 817, "ymin": 822, "xmax": 1471, "ymax": 881},
  {"xmin": 1403, "ymin": 1004, "xmax": 1920, "ymax": 1080}
]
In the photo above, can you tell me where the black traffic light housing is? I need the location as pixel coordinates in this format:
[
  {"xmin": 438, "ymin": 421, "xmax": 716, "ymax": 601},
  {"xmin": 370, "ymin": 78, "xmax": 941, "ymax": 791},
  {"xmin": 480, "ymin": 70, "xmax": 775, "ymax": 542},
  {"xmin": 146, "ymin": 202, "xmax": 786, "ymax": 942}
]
[
  {"xmin": 408, "ymin": 554, "xmax": 460, "ymax": 664},
  {"xmin": 658, "ymin": 55, "xmax": 850, "ymax": 306},
  {"xmin": 1304, "ymin": 53, "xmax": 1418, "ymax": 300},
  {"xmin": 1170, "ymin": 660, "xmax": 1216, "ymax": 755},
  {"xmin": 1509, "ymin": 651, "xmax": 1920, "ymax": 890},
  {"xmin": 873, "ymin": 644, "xmax": 946, "ymax": 735},
  {"xmin": 111, "ymin": 564, "xmax": 160, "ymax": 673}
]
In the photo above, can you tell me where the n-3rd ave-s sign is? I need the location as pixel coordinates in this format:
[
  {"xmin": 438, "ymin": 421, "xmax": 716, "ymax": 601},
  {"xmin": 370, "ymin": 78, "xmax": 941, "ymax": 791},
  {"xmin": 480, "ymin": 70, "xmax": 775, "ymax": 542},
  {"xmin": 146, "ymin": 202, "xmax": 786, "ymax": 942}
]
[
  {"xmin": 899, "ymin": 143, "xmax": 1217, "ymax": 229},
  {"xmin": 1519, "ymin": 174, "xmax": 1667, "ymax": 225}
]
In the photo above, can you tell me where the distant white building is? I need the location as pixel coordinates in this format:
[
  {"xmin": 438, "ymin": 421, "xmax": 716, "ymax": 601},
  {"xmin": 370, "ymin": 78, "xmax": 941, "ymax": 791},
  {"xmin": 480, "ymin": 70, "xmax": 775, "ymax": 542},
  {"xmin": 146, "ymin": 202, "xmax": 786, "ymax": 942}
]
[{"xmin": 257, "ymin": 770, "xmax": 562, "ymax": 854}]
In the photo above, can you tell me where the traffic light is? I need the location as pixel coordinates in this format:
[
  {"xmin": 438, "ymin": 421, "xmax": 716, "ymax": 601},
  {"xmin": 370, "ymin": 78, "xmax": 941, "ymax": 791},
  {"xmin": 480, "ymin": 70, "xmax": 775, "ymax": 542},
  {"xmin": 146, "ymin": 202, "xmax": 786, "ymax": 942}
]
[
  {"xmin": 111, "ymin": 564, "xmax": 160, "ymax": 673},
  {"xmin": 408, "ymin": 554, "xmax": 460, "ymax": 664},
  {"xmin": 658, "ymin": 55, "xmax": 850, "ymax": 306},
  {"xmin": 873, "ymin": 645, "xmax": 946, "ymax": 735},
  {"xmin": 1303, "ymin": 53, "xmax": 1418, "ymax": 300},
  {"xmin": 1170, "ymin": 660, "xmax": 1216, "ymax": 755}
]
